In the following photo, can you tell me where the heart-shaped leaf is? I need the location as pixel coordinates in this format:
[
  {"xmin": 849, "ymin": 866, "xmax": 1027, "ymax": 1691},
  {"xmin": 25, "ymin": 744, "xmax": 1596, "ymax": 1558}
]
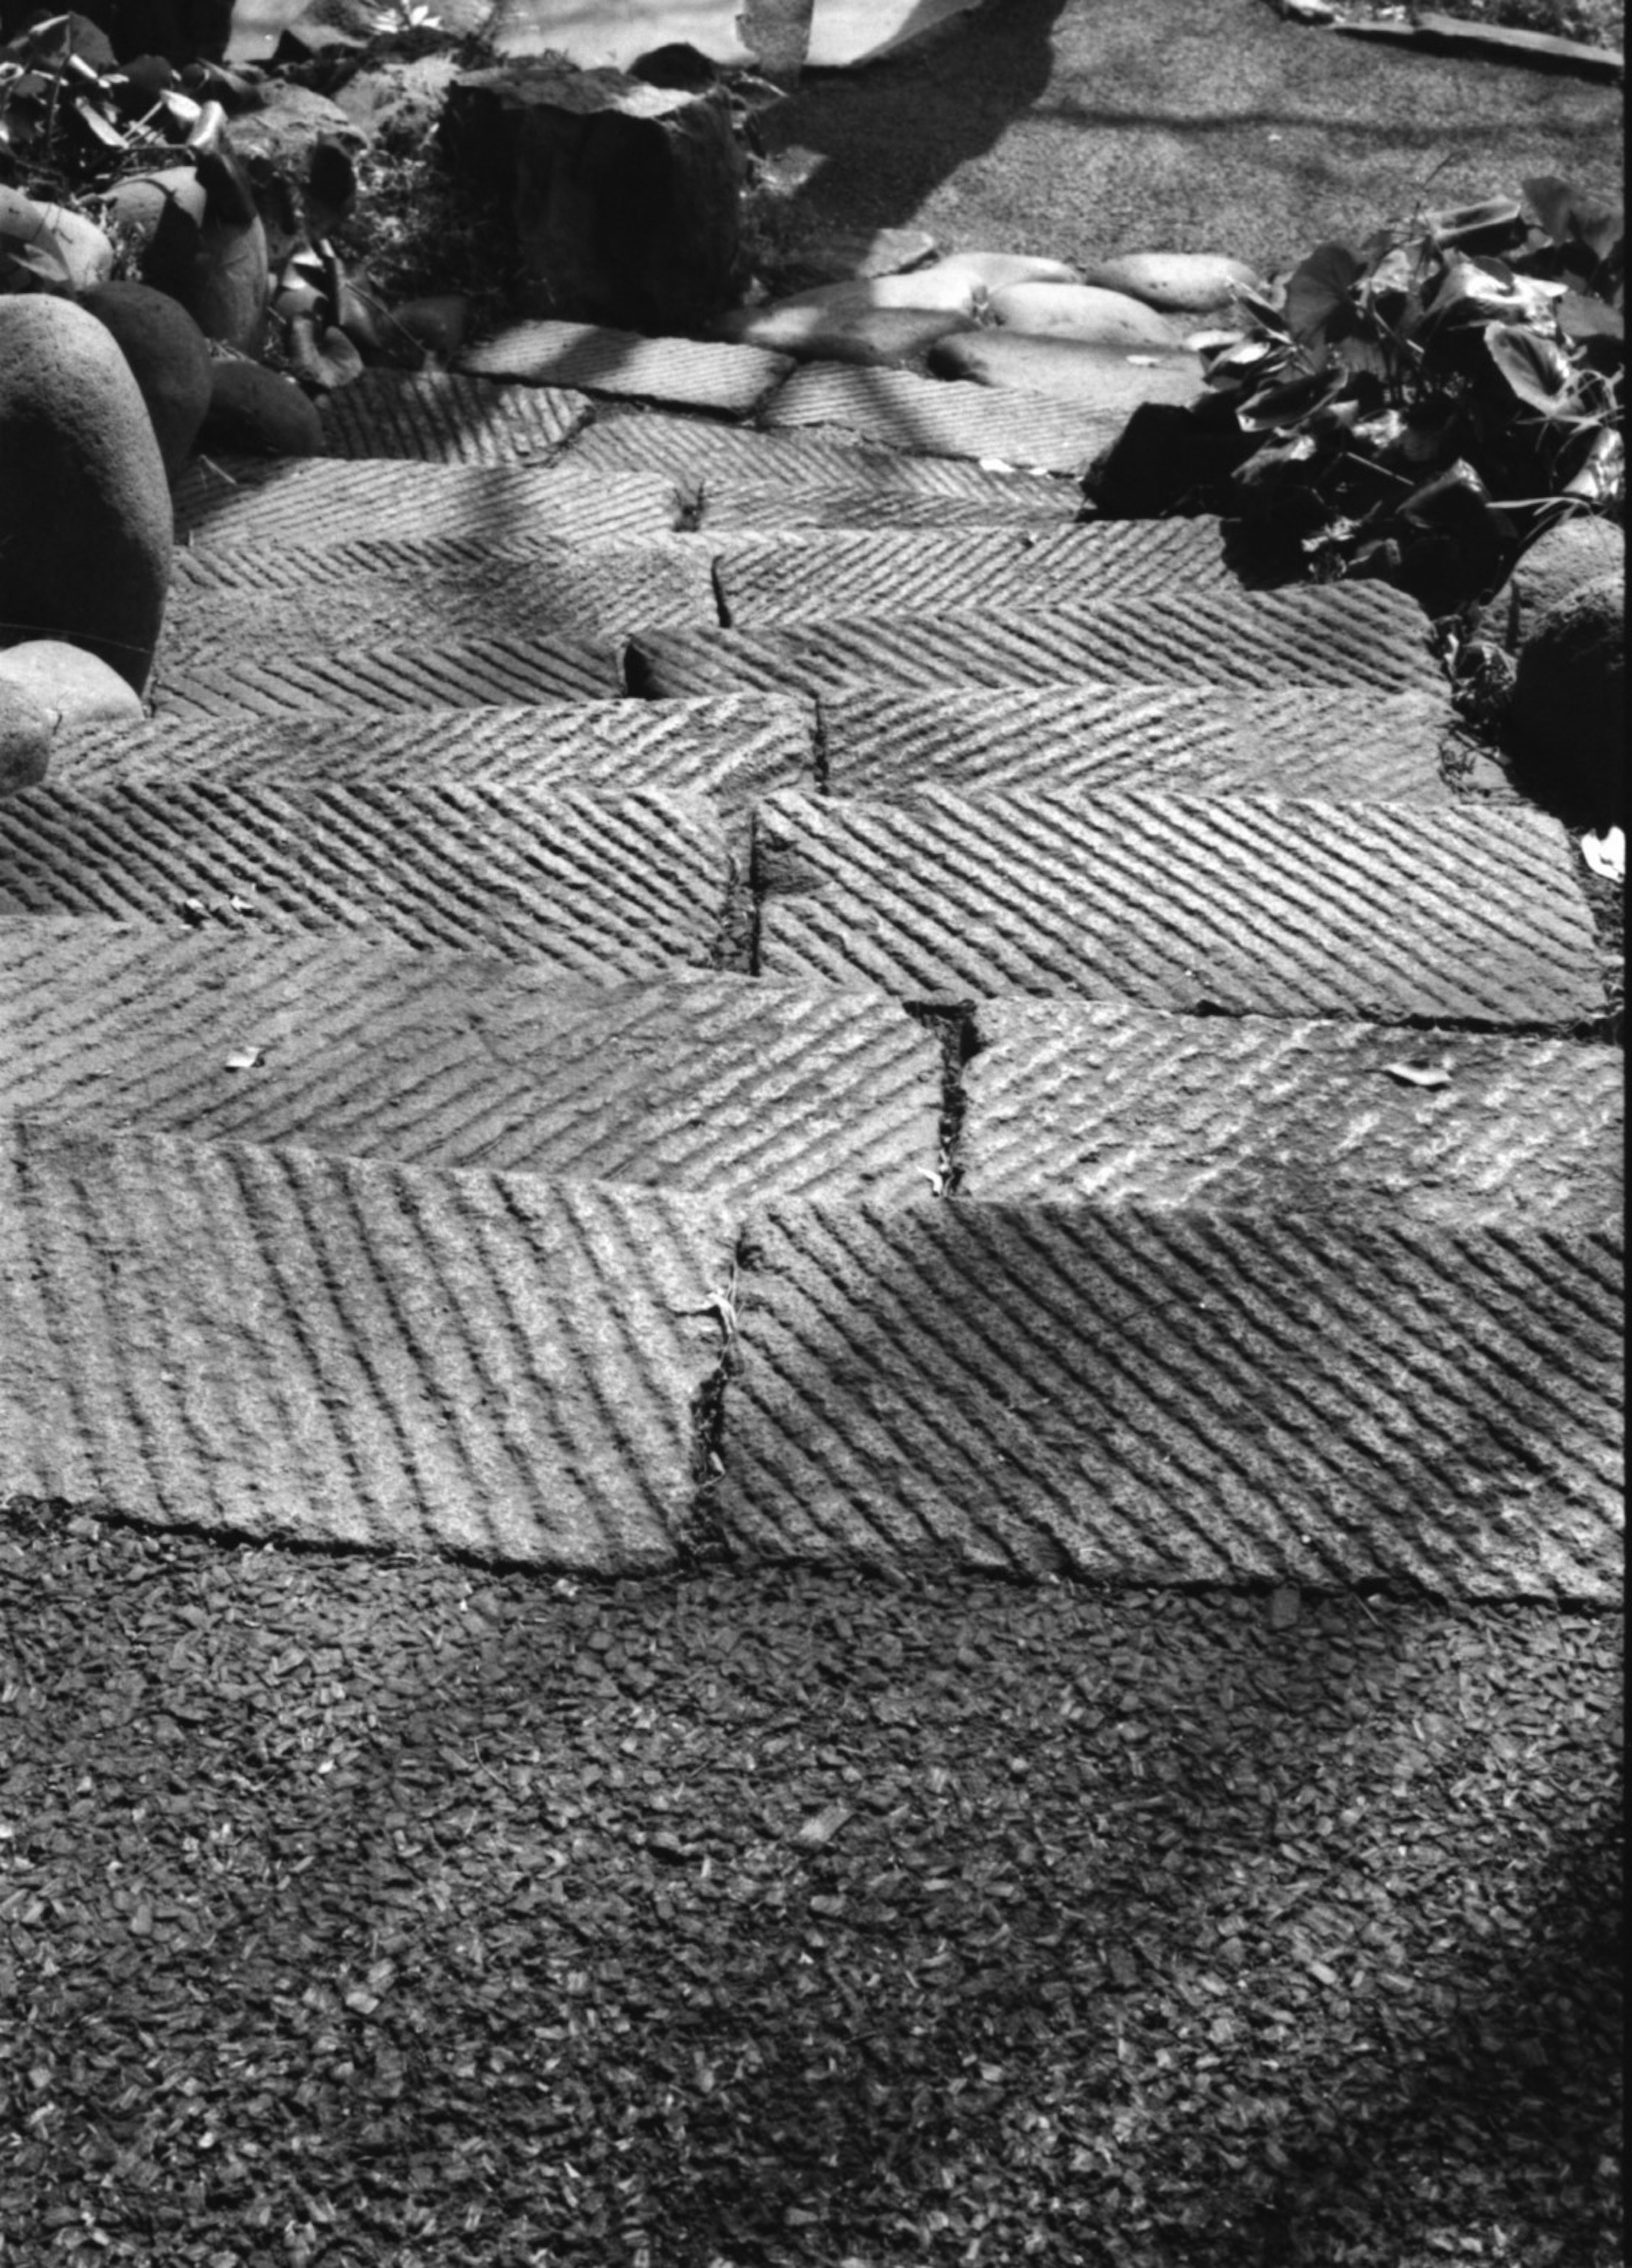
[
  {"xmin": 1284, "ymin": 243, "xmax": 1362, "ymax": 350},
  {"xmin": 1484, "ymin": 322, "xmax": 1577, "ymax": 416}
]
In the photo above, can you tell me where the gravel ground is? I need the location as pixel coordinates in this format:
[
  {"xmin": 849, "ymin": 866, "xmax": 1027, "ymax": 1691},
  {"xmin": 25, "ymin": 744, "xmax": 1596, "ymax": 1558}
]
[{"xmin": 0, "ymin": 1504, "xmax": 1620, "ymax": 2268}]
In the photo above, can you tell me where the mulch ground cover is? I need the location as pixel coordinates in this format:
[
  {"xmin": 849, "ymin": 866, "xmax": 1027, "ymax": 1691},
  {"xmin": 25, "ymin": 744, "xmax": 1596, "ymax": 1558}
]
[{"xmin": 0, "ymin": 1503, "xmax": 1620, "ymax": 2268}]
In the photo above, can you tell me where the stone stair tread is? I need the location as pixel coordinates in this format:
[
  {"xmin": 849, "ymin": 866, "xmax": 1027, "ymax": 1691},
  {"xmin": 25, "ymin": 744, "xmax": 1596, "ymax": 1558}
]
[
  {"xmin": 167, "ymin": 536, "xmax": 717, "ymax": 642},
  {"xmin": 960, "ymin": 995, "xmax": 1621, "ymax": 1223},
  {"xmin": 173, "ymin": 457, "xmax": 684, "ymax": 549},
  {"xmin": 0, "ymin": 1120, "xmax": 733, "ymax": 1570},
  {"xmin": 457, "ymin": 320, "xmax": 793, "ymax": 416},
  {"xmin": 753, "ymin": 787, "xmax": 1601, "ymax": 1026},
  {"xmin": 760, "ymin": 361, "xmax": 1125, "ymax": 472},
  {"xmin": 819, "ymin": 685, "xmax": 1459, "ymax": 803},
  {"xmin": 628, "ymin": 588, "xmax": 1439, "ymax": 699},
  {"xmin": 150, "ymin": 634, "xmax": 625, "ymax": 717},
  {"xmin": 48, "ymin": 698, "xmax": 816, "ymax": 804},
  {"xmin": 317, "ymin": 369, "xmax": 592, "ymax": 463},
  {"xmin": 712, "ymin": 522, "xmax": 1248, "ymax": 620},
  {"xmin": 696, "ymin": 481, "xmax": 1081, "ymax": 529},
  {"xmin": 0, "ymin": 779, "xmax": 731, "ymax": 973},
  {"xmin": 561, "ymin": 408, "xmax": 1080, "ymax": 509},
  {"xmin": 718, "ymin": 1196, "xmax": 1621, "ymax": 1600},
  {"xmin": 2, "ymin": 930, "xmax": 942, "ymax": 1205}
]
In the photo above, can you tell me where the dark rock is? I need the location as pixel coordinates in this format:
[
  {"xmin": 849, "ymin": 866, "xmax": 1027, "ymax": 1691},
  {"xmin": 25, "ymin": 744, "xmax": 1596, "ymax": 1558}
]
[
  {"xmin": 1510, "ymin": 570, "xmax": 1624, "ymax": 821},
  {"xmin": 385, "ymin": 294, "xmax": 468, "ymax": 362},
  {"xmin": 1492, "ymin": 515, "xmax": 1624, "ymax": 650},
  {"xmin": 201, "ymin": 358, "xmax": 323, "ymax": 454},
  {"xmin": 0, "ymin": 295, "xmax": 171, "ymax": 693},
  {"xmin": 0, "ymin": 675, "xmax": 52, "ymax": 797},
  {"xmin": 113, "ymin": 152, "xmax": 268, "ymax": 353},
  {"xmin": 1086, "ymin": 401, "xmax": 1257, "ymax": 518},
  {"xmin": 79, "ymin": 279, "xmax": 213, "ymax": 482},
  {"xmin": 3, "ymin": 10, "xmax": 116, "ymax": 69},
  {"xmin": 442, "ymin": 61, "xmax": 745, "ymax": 332},
  {"xmin": 93, "ymin": 0, "xmax": 234, "ymax": 65}
]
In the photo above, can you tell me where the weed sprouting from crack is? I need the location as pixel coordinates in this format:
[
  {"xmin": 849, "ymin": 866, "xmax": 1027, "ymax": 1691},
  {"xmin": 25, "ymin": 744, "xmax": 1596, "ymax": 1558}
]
[
  {"xmin": 906, "ymin": 1002, "xmax": 977, "ymax": 1198},
  {"xmin": 678, "ymin": 1241, "xmax": 750, "ymax": 1568}
]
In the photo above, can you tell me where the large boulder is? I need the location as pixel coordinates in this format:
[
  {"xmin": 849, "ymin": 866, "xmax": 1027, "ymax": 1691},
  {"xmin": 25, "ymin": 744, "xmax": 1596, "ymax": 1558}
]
[
  {"xmin": 988, "ymin": 279, "xmax": 1188, "ymax": 348},
  {"xmin": 0, "ymin": 639, "xmax": 145, "ymax": 729},
  {"xmin": 109, "ymin": 154, "xmax": 268, "ymax": 355},
  {"xmin": 0, "ymin": 296, "xmax": 172, "ymax": 693},
  {"xmin": 930, "ymin": 329, "xmax": 1204, "ymax": 413},
  {"xmin": 201, "ymin": 359, "xmax": 323, "ymax": 455},
  {"xmin": 79, "ymin": 279, "xmax": 213, "ymax": 482},
  {"xmin": 1492, "ymin": 516, "xmax": 1624, "ymax": 652},
  {"xmin": 1509, "ymin": 569, "xmax": 1624, "ymax": 822},
  {"xmin": 1080, "ymin": 251, "xmax": 1261, "ymax": 314},
  {"xmin": 441, "ymin": 61, "xmax": 745, "ymax": 332}
]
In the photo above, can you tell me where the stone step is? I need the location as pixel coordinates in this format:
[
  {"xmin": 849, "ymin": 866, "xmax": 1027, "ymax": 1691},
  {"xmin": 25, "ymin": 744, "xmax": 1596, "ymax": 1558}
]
[
  {"xmin": 167, "ymin": 535, "xmax": 718, "ymax": 644},
  {"xmin": 696, "ymin": 481, "xmax": 1082, "ymax": 531},
  {"xmin": 760, "ymin": 361, "xmax": 1125, "ymax": 472},
  {"xmin": 628, "ymin": 587, "xmax": 1439, "ymax": 700},
  {"xmin": 561, "ymin": 409, "xmax": 1081, "ymax": 513},
  {"xmin": 818, "ymin": 686, "xmax": 1460, "ymax": 803},
  {"xmin": 753, "ymin": 789, "xmax": 1601, "ymax": 1026},
  {"xmin": 0, "ymin": 1121, "xmax": 733, "ymax": 1568},
  {"xmin": 458, "ymin": 320, "xmax": 793, "ymax": 417},
  {"xmin": 712, "ymin": 523, "xmax": 1246, "ymax": 622},
  {"xmin": 2, "ymin": 930, "xmax": 942, "ymax": 1206},
  {"xmin": 718, "ymin": 1197, "xmax": 1621, "ymax": 1601},
  {"xmin": 317, "ymin": 369, "xmax": 592, "ymax": 463},
  {"xmin": 173, "ymin": 457, "xmax": 684, "ymax": 550},
  {"xmin": 150, "ymin": 633, "xmax": 625, "ymax": 717},
  {"xmin": 48, "ymin": 698, "xmax": 817, "ymax": 805},
  {"xmin": 959, "ymin": 997, "xmax": 1621, "ymax": 1224},
  {"xmin": 0, "ymin": 781, "xmax": 733, "ymax": 973}
]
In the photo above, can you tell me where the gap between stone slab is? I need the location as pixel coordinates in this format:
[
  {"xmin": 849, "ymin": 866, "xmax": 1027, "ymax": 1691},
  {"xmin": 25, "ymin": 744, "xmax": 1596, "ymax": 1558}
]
[
  {"xmin": 903, "ymin": 999, "xmax": 978, "ymax": 1197},
  {"xmin": 677, "ymin": 1223, "xmax": 754, "ymax": 1572}
]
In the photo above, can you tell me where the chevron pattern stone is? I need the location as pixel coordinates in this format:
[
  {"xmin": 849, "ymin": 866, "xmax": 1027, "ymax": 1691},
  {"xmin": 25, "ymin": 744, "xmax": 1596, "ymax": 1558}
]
[
  {"xmin": 719, "ymin": 1199, "xmax": 1623, "ymax": 1600},
  {"xmin": 0, "ymin": 782, "xmax": 733, "ymax": 972},
  {"xmin": 626, "ymin": 587, "xmax": 1438, "ymax": 699},
  {"xmin": 51, "ymin": 698, "xmax": 817, "ymax": 803},
  {"xmin": 318, "ymin": 370, "xmax": 592, "ymax": 462},
  {"xmin": 0, "ymin": 1123, "xmax": 733, "ymax": 1569},
  {"xmin": 712, "ymin": 523, "xmax": 1239, "ymax": 621},
  {"xmin": 698, "ymin": 482, "xmax": 1082, "ymax": 530},
  {"xmin": 459, "ymin": 321, "xmax": 792, "ymax": 414},
  {"xmin": 168, "ymin": 536, "xmax": 715, "ymax": 642},
  {"xmin": 960, "ymin": 999, "xmax": 1623, "ymax": 1223},
  {"xmin": 173, "ymin": 458, "xmax": 683, "ymax": 549},
  {"xmin": 1, "ymin": 935, "xmax": 942, "ymax": 1204},
  {"xmin": 151, "ymin": 634, "xmax": 623, "ymax": 715},
  {"xmin": 819, "ymin": 686, "xmax": 1459, "ymax": 801},
  {"xmin": 753, "ymin": 789, "xmax": 1603, "ymax": 1024},
  {"xmin": 760, "ymin": 362, "xmax": 1125, "ymax": 471}
]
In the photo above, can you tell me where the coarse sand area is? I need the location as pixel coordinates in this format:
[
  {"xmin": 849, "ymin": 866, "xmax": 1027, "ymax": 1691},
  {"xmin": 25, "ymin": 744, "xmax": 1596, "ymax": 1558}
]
[{"xmin": 763, "ymin": 0, "xmax": 1624, "ymax": 277}]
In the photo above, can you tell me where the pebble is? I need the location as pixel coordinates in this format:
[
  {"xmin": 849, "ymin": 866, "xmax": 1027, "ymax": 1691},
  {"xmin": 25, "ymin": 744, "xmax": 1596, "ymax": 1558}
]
[{"xmin": 0, "ymin": 639, "xmax": 145, "ymax": 730}]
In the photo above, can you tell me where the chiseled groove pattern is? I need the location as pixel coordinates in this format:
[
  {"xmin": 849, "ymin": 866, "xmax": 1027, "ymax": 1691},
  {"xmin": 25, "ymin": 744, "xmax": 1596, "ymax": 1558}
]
[
  {"xmin": 562, "ymin": 410, "xmax": 1081, "ymax": 504},
  {"xmin": 819, "ymin": 687, "xmax": 1456, "ymax": 803},
  {"xmin": 0, "ymin": 781, "xmax": 728, "ymax": 972},
  {"xmin": 1, "ymin": 1125, "xmax": 731, "ymax": 1567},
  {"xmin": 960, "ymin": 1000, "xmax": 1623, "ymax": 1222},
  {"xmin": 714, "ymin": 523, "xmax": 1236, "ymax": 619},
  {"xmin": 1, "ymin": 937, "xmax": 942, "ymax": 1201},
  {"xmin": 626, "ymin": 588, "xmax": 1437, "ymax": 699},
  {"xmin": 458, "ymin": 322, "xmax": 791, "ymax": 414},
  {"xmin": 173, "ymin": 459, "xmax": 683, "ymax": 548},
  {"xmin": 753, "ymin": 790, "xmax": 1600, "ymax": 1024},
  {"xmin": 168, "ymin": 537, "xmax": 715, "ymax": 636},
  {"xmin": 760, "ymin": 362, "xmax": 1125, "ymax": 471},
  {"xmin": 317, "ymin": 371, "xmax": 592, "ymax": 463},
  {"xmin": 152, "ymin": 634, "xmax": 622, "ymax": 716},
  {"xmin": 697, "ymin": 482, "xmax": 1081, "ymax": 530},
  {"xmin": 719, "ymin": 1200, "xmax": 1623, "ymax": 1598},
  {"xmin": 48, "ymin": 698, "xmax": 817, "ymax": 803}
]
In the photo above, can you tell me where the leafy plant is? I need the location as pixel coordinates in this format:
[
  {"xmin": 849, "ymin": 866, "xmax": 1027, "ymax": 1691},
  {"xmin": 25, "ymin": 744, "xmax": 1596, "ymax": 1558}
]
[{"xmin": 1206, "ymin": 178, "xmax": 1624, "ymax": 615}]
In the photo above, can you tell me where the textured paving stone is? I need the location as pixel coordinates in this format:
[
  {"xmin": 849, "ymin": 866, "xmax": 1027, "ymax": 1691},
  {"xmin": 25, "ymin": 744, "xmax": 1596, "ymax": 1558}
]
[
  {"xmin": 169, "ymin": 536, "xmax": 716, "ymax": 643},
  {"xmin": 0, "ymin": 1123, "xmax": 732, "ymax": 1570},
  {"xmin": 819, "ymin": 686, "xmax": 1459, "ymax": 802},
  {"xmin": 960, "ymin": 999, "xmax": 1623, "ymax": 1223},
  {"xmin": 760, "ymin": 362, "xmax": 1124, "ymax": 471},
  {"xmin": 318, "ymin": 370, "xmax": 592, "ymax": 463},
  {"xmin": 697, "ymin": 481, "xmax": 1081, "ymax": 530},
  {"xmin": 174, "ymin": 458, "xmax": 683, "ymax": 549},
  {"xmin": 626, "ymin": 587, "xmax": 1439, "ymax": 699},
  {"xmin": 2, "ymin": 935, "xmax": 941, "ymax": 1204},
  {"xmin": 718, "ymin": 1199, "xmax": 1622, "ymax": 1600},
  {"xmin": 564, "ymin": 410, "xmax": 1084, "ymax": 512},
  {"xmin": 151, "ymin": 634, "xmax": 623, "ymax": 716},
  {"xmin": 753, "ymin": 790, "xmax": 1603, "ymax": 1025},
  {"xmin": 0, "ymin": 782, "xmax": 732, "ymax": 972},
  {"xmin": 51, "ymin": 697, "xmax": 817, "ymax": 804},
  {"xmin": 712, "ymin": 523, "xmax": 1238, "ymax": 622},
  {"xmin": 459, "ymin": 321, "xmax": 792, "ymax": 414}
]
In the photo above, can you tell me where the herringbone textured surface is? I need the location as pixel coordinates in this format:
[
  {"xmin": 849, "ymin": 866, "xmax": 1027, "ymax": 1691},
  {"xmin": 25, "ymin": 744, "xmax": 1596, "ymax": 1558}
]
[
  {"xmin": 318, "ymin": 370, "xmax": 591, "ymax": 462},
  {"xmin": 761, "ymin": 362, "xmax": 1122, "ymax": 472},
  {"xmin": 152, "ymin": 634, "xmax": 623, "ymax": 715},
  {"xmin": 174, "ymin": 459, "xmax": 683, "ymax": 548}
]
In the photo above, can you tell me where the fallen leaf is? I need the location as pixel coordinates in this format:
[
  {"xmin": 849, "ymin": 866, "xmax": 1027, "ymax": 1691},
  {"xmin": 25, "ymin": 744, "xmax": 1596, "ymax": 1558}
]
[
  {"xmin": 1383, "ymin": 1058, "xmax": 1452, "ymax": 1089},
  {"xmin": 224, "ymin": 1047, "xmax": 261, "ymax": 1072},
  {"xmin": 794, "ymin": 1801, "xmax": 853, "ymax": 1847},
  {"xmin": 1580, "ymin": 827, "xmax": 1625, "ymax": 882}
]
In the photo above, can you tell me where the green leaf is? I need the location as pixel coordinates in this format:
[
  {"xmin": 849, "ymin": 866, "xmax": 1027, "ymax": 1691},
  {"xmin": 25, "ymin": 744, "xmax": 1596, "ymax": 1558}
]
[
  {"xmin": 1483, "ymin": 322, "xmax": 1577, "ymax": 415},
  {"xmin": 1284, "ymin": 243, "xmax": 1362, "ymax": 351}
]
